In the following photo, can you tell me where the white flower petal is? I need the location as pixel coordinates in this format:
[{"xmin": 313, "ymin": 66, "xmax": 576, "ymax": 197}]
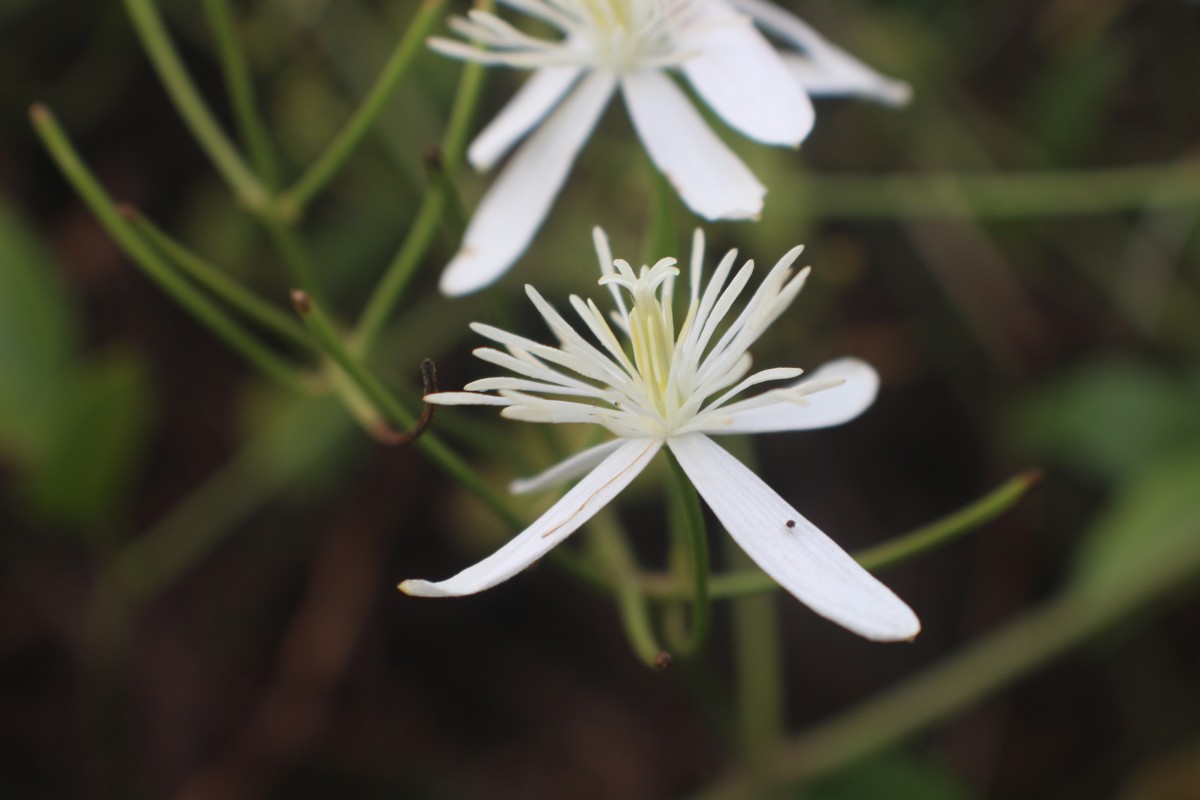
[
  {"xmin": 509, "ymin": 439, "xmax": 624, "ymax": 495},
  {"xmin": 729, "ymin": 0, "xmax": 912, "ymax": 107},
  {"xmin": 439, "ymin": 70, "xmax": 617, "ymax": 296},
  {"xmin": 667, "ymin": 433, "xmax": 919, "ymax": 641},
  {"xmin": 468, "ymin": 65, "xmax": 584, "ymax": 172},
  {"xmin": 708, "ymin": 358, "xmax": 879, "ymax": 434},
  {"xmin": 673, "ymin": 1, "xmax": 813, "ymax": 146},
  {"xmin": 780, "ymin": 54, "xmax": 911, "ymax": 107},
  {"xmin": 621, "ymin": 69, "xmax": 765, "ymax": 221},
  {"xmin": 400, "ymin": 438, "xmax": 660, "ymax": 596},
  {"xmin": 424, "ymin": 391, "xmax": 515, "ymax": 407}
]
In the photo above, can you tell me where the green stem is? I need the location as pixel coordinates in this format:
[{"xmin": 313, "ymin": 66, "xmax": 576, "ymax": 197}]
[
  {"xmin": 122, "ymin": 0, "xmax": 267, "ymax": 209},
  {"xmin": 293, "ymin": 292, "xmax": 523, "ymax": 530},
  {"xmin": 277, "ymin": 0, "xmax": 449, "ymax": 219},
  {"xmin": 263, "ymin": 218, "xmax": 325, "ymax": 302},
  {"xmin": 643, "ymin": 470, "xmax": 1042, "ymax": 601},
  {"xmin": 664, "ymin": 451, "xmax": 710, "ymax": 656},
  {"xmin": 587, "ymin": 515, "xmax": 669, "ymax": 668},
  {"xmin": 354, "ymin": 4, "xmax": 492, "ymax": 355},
  {"xmin": 854, "ymin": 469, "xmax": 1042, "ymax": 571},
  {"xmin": 426, "ymin": 147, "xmax": 468, "ymax": 242},
  {"xmin": 725, "ymin": 538, "xmax": 785, "ymax": 763},
  {"xmin": 693, "ymin": 526, "xmax": 1200, "ymax": 799},
  {"xmin": 802, "ymin": 161, "xmax": 1200, "ymax": 219},
  {"xmin": 126, "ymin": 209, "xmax": 314, "ymax": 351},
  {"xmin": 30, "ymin": 104, "xmax": 308, "ymax": 394},
  {"xmin": 203, "ymin": 0, "xmax": 281, "ymax": 189}
]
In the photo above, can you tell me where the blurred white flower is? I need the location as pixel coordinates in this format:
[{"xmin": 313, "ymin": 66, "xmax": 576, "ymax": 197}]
[
  {"xmin": 431, "ymin": 0, "xmax": 911, "ymax": 296},
  {"xmin": 402, "ymin": 229, "xmax": 920, "ymax": 642}
]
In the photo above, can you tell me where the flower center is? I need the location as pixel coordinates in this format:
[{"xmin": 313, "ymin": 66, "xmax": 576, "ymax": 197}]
[
  {"xmin": 566, "ymin": 0, "xmax": 692, "ymax": 70},
  {"xmin": 601, "ymin": 258, "xmax": 681, "ymax": 419}
]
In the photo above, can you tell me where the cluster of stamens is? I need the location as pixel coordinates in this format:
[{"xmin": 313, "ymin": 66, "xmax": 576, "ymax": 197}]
[{"xmin": 432, "ymin": 0, "xmax": 704, "ymax": 72}]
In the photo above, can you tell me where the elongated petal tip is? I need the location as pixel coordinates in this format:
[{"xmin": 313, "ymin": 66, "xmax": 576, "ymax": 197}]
[
  {"xmin": 398, "ymin": 579, "xmax": 452, "ymax": 597},
  {"xmin": 439, "ymin": 247, "xmax": 499, "ymax": 297},
  {"xmin": 880, "ymin": 79, "xmax": 914, "ymax": 108},
  {"xmin": 867, "ymin": 605, "xmax": 921, "ymax": 643},
  {"xmin": 622, "ymin": 70, "xmax": 766, "ymax": 221}
]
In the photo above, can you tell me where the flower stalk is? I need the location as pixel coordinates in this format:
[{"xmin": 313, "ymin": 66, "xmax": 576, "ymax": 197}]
[
  {"xmin": 203, "ymin": 0, "xmax": 281, "ymax": 189},
  {"xmin": 354, "ymin": 3, "xmax": 494, "ymax": 356},
  {"xmin": 276, "ymin": 0, "xmax": 450, "ymax": 219},
  {"xmin": 122, "ymin": 0, "xmax": 267, "ymax": 210},
  {"xmin": 29, "ymin": 104, "xmax": 310, "ymax": 395},
  {"xmin": 664, "ymin": 450, "xmax": 711, "ymax": 657},
  {"xmin": 123, "ymin": 207, "xmax": 315, "ymax": 351}
]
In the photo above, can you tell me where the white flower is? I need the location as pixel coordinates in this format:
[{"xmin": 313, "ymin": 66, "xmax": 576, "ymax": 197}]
[
  {"xmin": 402, "ymin": 229, "xmax": 920, "ymax": 642},
  {"xmin": 432, "ymin": 0, "xmax": 911, "ymax": 296}
]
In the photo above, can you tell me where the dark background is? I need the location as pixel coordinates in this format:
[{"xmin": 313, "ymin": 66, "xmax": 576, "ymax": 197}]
[{"xmin": 2, "ymin": 1, "xmax": 1200, "ymax": 798}]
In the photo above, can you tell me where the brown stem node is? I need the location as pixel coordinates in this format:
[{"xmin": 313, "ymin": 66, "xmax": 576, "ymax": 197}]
[{"xmin": 290, "ymin": 290, "xmax": 312, "ymax": 315}]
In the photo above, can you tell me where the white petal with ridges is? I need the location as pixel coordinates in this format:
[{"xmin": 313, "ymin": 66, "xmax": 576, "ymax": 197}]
[
  {"xmin": 667, "ymin": 433, "xmax": 919, "ymax": 641},
  {"xmin": 468, "ymin": 65, "xmax": 583, "ymax": 172},
  {"xmin": 708, "ymin": 358, "xmax": 879, "ymax": 434},
  {"xmin": 439, "ymin": 70, "xmax": 617, "ymax": 296},
  {"xmin": 509, "ymin": 439, "xmax": 624, "ymax": 495},
  {"xmin": 622, "ymin": 70, "xmax": 765, "ymax": 221},
  {"xmin": 729, "ymin": 0, "xmax": 912, "ymax": 107},
  {"xmin": 400, "ymin": 439, "xmax": 661, "ymax": 596},
  {"xmin": 673, "ymin": 0, "xmax": 813, "ymax": 146}
]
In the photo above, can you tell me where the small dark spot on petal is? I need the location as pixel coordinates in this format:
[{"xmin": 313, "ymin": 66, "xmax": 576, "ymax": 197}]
[{"xmin": 785, "ymin": 519, "xmax": 796, "ymax": 529}]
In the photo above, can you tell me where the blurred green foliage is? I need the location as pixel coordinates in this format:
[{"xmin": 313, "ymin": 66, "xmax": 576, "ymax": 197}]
[
  {"xmin": 0, "ymin": 199, "xmax": 79, "ymax": 463},
  {"xmin": 801, "ymin": 752, "xmax": 976, "ymax": 800},
  {"xmin": 2, "ymin": 0, "xmax": 1200, "ymax": 798},
  {"xmin": 1011, "ymin": 359, "xmax": 1200, "ymax": 481},
  {"xmin": 0, "ymin": 199, "xmax": 154, "ymax": 537}
]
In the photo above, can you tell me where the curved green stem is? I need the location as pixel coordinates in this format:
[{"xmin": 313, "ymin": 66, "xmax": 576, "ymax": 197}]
[
  {"xmin": 293, "ymin": 291, "xmax": 524, "ymax": 530},
  {"xmin": 354, "ymin": 1, "xmax": 492, "ymax": 355},
  {"xmin": 853, "ymin": 469, "xmax": 1042, "ymax": 570},
  {"xmin": 126, "ymin": 209, "xmax": 314, "ymax": 351},
  {"xmin": 203, "ymin": 0, "xmax": 280, "ymax": 189},
  {"xmin": 664, "ymin": 451, "xmax": 710, "ymax": 656},
  {"xmin": 643, "ymin": 470, "xmax": 1042, "ymax": 601},
  {"xmin": 588, "ymin": 515, "xmax": 669, "ymax": 669},
  {"xmin": 122, "ymin": 0, "xmax": 266, "ymax": 209},
  {"xmin": 802, "ymin": 161, "xmax": 1200, "ymax": 219},
  {"xmin": 277, "ymin": 0, "xmax": 449, "ymax": 219},
  {"xmin": 30, "ymin": 104, "xmax": 308, "ymax": 394}
]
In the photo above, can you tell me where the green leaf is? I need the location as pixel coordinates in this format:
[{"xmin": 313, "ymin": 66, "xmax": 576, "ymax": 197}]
[
  {"xmin": 0, "ymin": 198, "xmax": 80, "ymax": 462},
  {"xmin": 1009, "ymin": 360, "xmax": 1200, "ymax": 481},
  {"xmin": 24, "ymin": 348, "xmax": 155, "ymax": 534},
  {"xmin": 1073, "ymin": 448, "xmax": 1200, "ymax": 591},
  {"xmin": 799, "ymin": 752, "xmax": 976, "ymax": 800}
]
